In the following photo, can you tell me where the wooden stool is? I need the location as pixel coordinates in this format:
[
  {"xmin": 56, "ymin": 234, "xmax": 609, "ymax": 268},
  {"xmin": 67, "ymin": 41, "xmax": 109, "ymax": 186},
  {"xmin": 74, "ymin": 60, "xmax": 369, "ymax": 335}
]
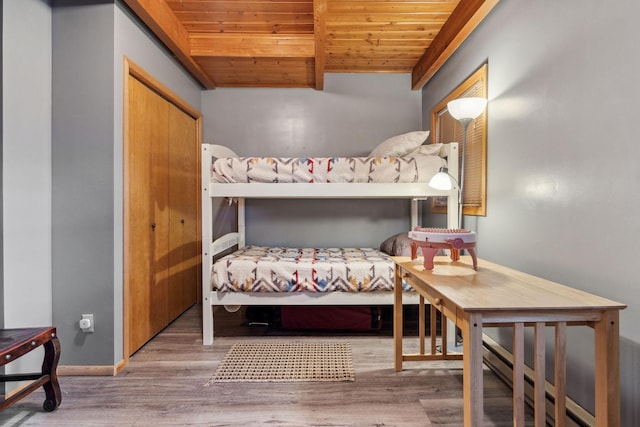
[{"xmin": 0, "ymin": 327, "xmax": 62, "ymax": 412}]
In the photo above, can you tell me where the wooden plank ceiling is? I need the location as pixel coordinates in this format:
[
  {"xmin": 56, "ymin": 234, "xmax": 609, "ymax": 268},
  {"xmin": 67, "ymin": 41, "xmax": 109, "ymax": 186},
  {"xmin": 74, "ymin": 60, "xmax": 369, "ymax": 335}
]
[{"xmin": 124, "ymin": 0, "xmax": 498, "ymax": 90}]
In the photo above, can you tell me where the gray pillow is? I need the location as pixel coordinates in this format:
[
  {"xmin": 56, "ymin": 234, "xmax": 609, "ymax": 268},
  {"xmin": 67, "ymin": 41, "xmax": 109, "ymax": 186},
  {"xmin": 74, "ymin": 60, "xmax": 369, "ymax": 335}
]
[{"xmin": 379, "ymin": 232, "xmax": 413, "ymax": 256}]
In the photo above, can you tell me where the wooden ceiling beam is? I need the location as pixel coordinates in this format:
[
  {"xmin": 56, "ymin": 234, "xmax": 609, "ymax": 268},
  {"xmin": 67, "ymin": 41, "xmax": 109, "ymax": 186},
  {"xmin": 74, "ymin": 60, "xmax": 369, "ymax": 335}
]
[
  {"xmin": 313, "ymin": 0, "xmax": 327, "ymax": 90},
  {"xmin": 190, "ymin": 34, "xmax": 314, "ymax": 58},
  {"xmin": 411, "ymin": 0, "xmax": 499, "ymax": 90},
  {"xmin": 123, "ymin": 0, "xmax": 217, "ymax": 89}
]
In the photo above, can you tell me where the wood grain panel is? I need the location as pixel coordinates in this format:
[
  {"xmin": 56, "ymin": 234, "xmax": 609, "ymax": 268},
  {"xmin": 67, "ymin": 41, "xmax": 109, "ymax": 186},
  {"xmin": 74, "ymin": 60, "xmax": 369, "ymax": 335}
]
[
  {"xmin": 326, "ymin": 29, "xmax": 439, "ymax": 41},
  {"xmin": 147, "ymin": 0, "xmax": 499, "ymax": 89},
  {"xmin": 196, "ymin": 56, "xmax": 315, "ymax": 87},
  {"xmin": 328, "ymin": 1, "xmax": 458, "ymax": 14},
  {"xmin": 127, "ymin": 76, "xmax": 170, "ymax": 354},
  {"xmin": 167, "ymin": 0, "xmax": 313, "ymax": 14},
  {"xmin": 167, "ymin": 104, "xmax": 199, "ymax": 321},
  {"xmin": 126, "ymin": 61, "xmax": 201, "ymax": 356},
  {"xmin": 325, "ymin": 58, "xmax": 417, "ymax": 73},
  {"xmin": 190, "ymin": 34, "xmax": 314, "ymax": 57},
  {"xmin": 326, "ymin": 12, "xmax": 451, "ymax": 24},
  {"xmin": 323, "ymin": 1, "xmax": 455, "ymax": 78},
  {"xmin": 173, "ymin": 11, "xmax": 314, "ymax": 25},
  {"xmin": 171, "ymin": 0, "xmax": 314, "ymax": 35},
  {"xmin": 182, "ymin": 22, "xmax": 315, "ymax": 34},
  {"xmin": 123, "ymin": 0, "xmax": 216, "ymax": 88},
  {"xmin": 313, "ymin": 0, "xmax": 327, "ymax": 89},
  {"xmin": 326, "ymin": 45, "xmax": 427, "ymax": 55},
  {"xmin": 412, "ymin": 0, "xmax": 498, "ymax": 89}
]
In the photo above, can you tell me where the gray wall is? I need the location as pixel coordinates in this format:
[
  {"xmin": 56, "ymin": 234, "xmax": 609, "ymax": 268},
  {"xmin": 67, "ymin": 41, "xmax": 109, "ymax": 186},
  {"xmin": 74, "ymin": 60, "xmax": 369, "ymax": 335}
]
[
  {"xmin": 1, "ymin": 0, "xmax": 4, "ymax": 394},
  {"xmin": 201, "ymin": 75, "xmax": 425, "ymax": 248},
  {"xmin": 2, "ymin": 0, "xmax": 53, "ymax": 378},
  {"xmin": 52, "ymin": 0, "xmax": 115, "ymax": 366},
  {"xmin": 202, "ymin": 75, "xmax": 422, "ymax": 158},
  {"xmin": 422, "ymin": 0, "xmax": 639, "ymax": 423},
  {"xmin": 50, "ymin": 0, "xmax": 202, "ymax": 365},
  {"xmin": 2, "ymin": 0, "xmax": 197, "ymax": 368},
  {"xmin": 0, "ymin": 0, "xmax": 4, "ymax": 330}
]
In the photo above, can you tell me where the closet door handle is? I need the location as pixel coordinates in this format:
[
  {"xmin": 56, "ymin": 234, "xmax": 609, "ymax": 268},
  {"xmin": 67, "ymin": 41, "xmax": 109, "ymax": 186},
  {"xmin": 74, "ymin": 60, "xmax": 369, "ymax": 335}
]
[
  {"xmin": 180, "ymin": 219, "xmax": 185, "ymax": 224},
  {"xmin": 151, "ymin": 223, "xmax": 156, "ymax": 231}
]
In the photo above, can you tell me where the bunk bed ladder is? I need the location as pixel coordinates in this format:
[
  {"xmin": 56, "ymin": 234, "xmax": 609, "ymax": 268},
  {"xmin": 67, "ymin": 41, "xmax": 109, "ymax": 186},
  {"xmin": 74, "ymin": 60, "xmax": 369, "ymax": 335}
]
[{"xmin": 201, "ymin": 144, "xmax": 214, "ymax": 345}]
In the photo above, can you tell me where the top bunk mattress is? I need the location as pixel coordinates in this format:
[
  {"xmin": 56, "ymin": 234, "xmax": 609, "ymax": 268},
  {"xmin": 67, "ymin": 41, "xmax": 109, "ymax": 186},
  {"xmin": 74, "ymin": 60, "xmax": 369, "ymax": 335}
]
[
  {"xmin": 211, "ymin": 155, "xmax": 446, "ymax": 184},
  {"xmin": 212, "ymin": 246, "xmax": 409, "ymax": 293}
]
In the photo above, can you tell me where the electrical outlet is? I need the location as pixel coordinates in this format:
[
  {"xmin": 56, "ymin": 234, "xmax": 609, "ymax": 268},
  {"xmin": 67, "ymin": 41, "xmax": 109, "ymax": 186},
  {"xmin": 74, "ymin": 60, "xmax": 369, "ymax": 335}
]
[{"xmin": 79, "ymin": 313, "xmax": 94, "ymax": 333}]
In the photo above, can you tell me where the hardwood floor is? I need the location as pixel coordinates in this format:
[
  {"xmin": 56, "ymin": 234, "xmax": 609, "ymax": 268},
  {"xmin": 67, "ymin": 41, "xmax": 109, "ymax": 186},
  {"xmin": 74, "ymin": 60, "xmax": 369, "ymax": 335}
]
[{"xmin": 0, "ymin": 305, "xmax": 532, "ymax": 426}]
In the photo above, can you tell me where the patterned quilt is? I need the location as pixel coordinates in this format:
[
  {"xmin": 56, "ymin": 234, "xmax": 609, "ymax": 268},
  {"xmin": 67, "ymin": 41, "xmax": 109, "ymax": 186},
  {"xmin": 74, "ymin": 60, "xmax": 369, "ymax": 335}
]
[
  {"xmin": 212, "ymin": 246, "xmax": 409, "ymax": 292},
  {"xmin": 211, "ymin": 155, "xmax": 445, "ymax": 183}
]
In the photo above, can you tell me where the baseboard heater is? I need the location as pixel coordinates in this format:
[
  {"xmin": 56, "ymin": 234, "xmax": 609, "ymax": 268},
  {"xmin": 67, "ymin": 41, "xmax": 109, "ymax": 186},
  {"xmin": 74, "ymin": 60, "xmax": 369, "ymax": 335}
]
[{"xmin": 482, "ymin": 335, "xmax": 594, "ymax": 427}]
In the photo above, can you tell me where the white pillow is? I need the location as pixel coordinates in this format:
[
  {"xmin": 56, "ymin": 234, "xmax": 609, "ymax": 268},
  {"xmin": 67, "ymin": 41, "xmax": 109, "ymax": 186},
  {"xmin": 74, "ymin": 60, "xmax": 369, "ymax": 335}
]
[
  {"xmin": 369, "ymin": 130, "xmax": 430, "ymax": 157},
  {"xmin": 407, "ymin": 143, "xmax": 443, "ymax": 157}
]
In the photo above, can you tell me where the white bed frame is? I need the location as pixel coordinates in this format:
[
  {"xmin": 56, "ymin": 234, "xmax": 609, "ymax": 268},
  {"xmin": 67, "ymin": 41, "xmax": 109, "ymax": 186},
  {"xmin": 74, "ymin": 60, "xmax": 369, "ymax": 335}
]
[{"xmin": 200, "ymin": 143, "xmax": 460, "ymax": 344}]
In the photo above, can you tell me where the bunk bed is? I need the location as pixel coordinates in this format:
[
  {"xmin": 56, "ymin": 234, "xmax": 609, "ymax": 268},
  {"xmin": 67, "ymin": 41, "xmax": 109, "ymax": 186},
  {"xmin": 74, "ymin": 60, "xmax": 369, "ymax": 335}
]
[{"xmin": 201, "ymin": 137, "xmax": 460, "ymax": 344}]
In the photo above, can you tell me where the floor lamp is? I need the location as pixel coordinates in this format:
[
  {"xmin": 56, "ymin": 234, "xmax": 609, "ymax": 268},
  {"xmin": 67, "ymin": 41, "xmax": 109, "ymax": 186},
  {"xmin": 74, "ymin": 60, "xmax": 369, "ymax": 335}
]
[
  {"xmin": 430, "ymin": 97, "xmax": 486, "ymax": 348},
  {"xmin": 430, "ymin": 97, "xmax": 487, "ymax": 229}
]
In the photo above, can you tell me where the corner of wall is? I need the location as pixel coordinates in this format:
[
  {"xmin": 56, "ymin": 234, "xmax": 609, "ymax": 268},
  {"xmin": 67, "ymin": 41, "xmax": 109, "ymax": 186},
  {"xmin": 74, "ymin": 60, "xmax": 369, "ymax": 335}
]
[{"xmin": 1, "ymin": 0, "xmax": 5, "ymax": 330}]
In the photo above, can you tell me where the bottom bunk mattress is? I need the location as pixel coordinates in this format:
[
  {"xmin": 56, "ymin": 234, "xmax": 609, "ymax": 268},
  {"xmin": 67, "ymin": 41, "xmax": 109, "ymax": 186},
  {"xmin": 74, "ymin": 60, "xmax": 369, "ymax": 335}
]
[{"xmin": 212, "ymin": 246, "xmax": 406, "ymax": 293}]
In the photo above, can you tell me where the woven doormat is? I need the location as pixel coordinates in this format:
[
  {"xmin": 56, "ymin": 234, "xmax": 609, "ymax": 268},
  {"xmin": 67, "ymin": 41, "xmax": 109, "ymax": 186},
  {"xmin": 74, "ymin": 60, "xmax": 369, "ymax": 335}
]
[{"xmin": 205, "ymin": 342, "xmax": 355, "ymax": 384}]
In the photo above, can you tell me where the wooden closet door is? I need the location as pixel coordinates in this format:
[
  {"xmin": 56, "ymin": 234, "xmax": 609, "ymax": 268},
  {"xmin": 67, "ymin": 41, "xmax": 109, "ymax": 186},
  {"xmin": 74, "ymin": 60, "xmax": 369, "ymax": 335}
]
[
  {"xmin": 167, "ymin": 104, "xmax": 198, "ymax": 320},
  {"xmin": 127, "ymin": 76, "xmax": 170, "ymax": 354}
]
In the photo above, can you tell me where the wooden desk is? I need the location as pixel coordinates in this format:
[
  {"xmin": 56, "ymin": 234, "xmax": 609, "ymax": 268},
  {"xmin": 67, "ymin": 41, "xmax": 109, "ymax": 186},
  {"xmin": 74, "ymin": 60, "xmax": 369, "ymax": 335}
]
[
  {"xmin": 0, "ymin": 327, "xmax": 62, "ymax": 412},
  {"xmin": 393, "ymin": 256, "xmax": 626, "ymax": 427}
]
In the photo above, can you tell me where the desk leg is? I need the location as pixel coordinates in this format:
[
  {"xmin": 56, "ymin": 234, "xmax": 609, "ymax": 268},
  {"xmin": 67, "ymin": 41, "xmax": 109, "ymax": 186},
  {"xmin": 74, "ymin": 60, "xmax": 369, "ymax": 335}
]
[
  {"xmin": 513, "ymin": 323, "xmax": 525, "ymax": 427},
  {"xmin": 41, "ymin": 335, "xmax": 62, "ymax": 411},
  {"xmin": 534, "ymin": 322, "xmax": 547, "ymax": 427},
  {"xmin": 394, "ymin": 265, "xmax": 403, "ymax": 372},
  {"xmin": 594, "ymin": 310, "xmax": 621, "ymax": 427},
  {"xmin": 554, "ymin": 322, "xmax": 567, "ymax": 427},
  {"xmin": 462, "ymin": 313, "xmax": 484, "ymax": 427}
]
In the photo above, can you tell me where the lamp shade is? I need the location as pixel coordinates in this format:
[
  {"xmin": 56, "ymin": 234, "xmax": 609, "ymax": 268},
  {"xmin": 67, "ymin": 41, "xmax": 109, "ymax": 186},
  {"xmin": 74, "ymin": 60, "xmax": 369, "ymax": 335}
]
[
  {"xmin": 447, "ymin": 97, "xmax": 487, "ymax": 121},
  {"xmin": 428, "ymin": 168, "xmax": 453, "ymax": 190}
]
